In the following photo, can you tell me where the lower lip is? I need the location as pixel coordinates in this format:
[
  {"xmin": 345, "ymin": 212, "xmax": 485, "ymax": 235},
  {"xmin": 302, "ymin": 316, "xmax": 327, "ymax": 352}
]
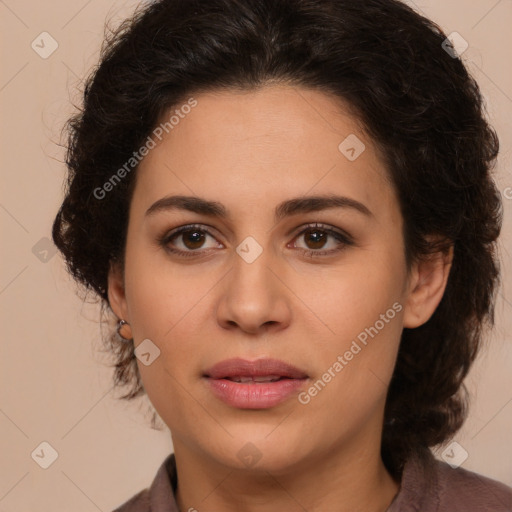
[{"xmin": 204, "ymin": 377, "xmax": 308, "ymax": 409}]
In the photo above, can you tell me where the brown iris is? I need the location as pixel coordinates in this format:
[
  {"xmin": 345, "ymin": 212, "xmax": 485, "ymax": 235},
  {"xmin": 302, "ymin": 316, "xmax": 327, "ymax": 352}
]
[
  {"xmin": 182, "ymin": 229, "xmax": 206, "ymax": 249},
  {"xmin": 303, "ymin": 228, "xmax": 327, "ymax": 249}
]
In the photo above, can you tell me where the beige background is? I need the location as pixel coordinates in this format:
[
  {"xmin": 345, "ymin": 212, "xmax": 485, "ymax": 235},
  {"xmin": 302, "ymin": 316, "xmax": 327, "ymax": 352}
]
[{"xmin": 1, "ymin": 0, "xmax": 511, "ymax": 510}]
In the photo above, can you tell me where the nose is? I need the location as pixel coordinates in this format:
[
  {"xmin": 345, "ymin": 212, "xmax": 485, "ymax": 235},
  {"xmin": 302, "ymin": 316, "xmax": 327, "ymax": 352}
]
[{"xmin": 215, "ymin": 244, "xmax": 292, "ymax": 335}]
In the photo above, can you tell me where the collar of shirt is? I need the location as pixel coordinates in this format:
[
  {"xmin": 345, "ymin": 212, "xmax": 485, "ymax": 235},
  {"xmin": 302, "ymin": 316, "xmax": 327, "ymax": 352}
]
[{"xmin": 114, "ymin": 448, "xmax": 512, "ymax": 512}]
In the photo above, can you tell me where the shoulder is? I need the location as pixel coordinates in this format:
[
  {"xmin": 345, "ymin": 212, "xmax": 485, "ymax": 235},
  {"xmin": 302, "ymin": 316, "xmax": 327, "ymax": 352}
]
[
  {"xmin": 434, "ymin": 459, "xmax": 512, "ymax": 512},
  {"xmin": 112, "ymin": 488, "xmax": 150, "ymax": 512},
  {"xmin": 388, "ymin": 449, "xmax": 512, "ymax": 512}
]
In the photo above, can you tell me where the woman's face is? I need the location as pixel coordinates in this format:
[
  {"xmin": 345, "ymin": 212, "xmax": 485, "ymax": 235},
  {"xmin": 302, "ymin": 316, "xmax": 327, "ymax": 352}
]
[{"xmin": 109, "ymin": 84, "xmax": 443, "ymax": 473}]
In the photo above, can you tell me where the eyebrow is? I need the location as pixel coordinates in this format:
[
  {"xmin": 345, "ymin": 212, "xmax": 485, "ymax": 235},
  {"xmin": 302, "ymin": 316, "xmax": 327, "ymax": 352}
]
[{"xmin": 145, "ymin": 194, "xmax": 373, "ymax": 221}]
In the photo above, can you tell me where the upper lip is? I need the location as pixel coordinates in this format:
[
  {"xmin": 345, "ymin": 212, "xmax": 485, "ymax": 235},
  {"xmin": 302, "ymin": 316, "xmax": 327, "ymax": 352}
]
[{"xmin": 204, "ymin": 358, "xmax": 308, "ymax": 379}]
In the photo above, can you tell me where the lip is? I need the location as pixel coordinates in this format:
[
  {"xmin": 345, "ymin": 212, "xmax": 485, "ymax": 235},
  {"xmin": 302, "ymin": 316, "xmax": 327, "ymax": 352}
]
[
  {"xmin": 204, "ymin": 357, "xmax": 308, "ymax": 380},
  {"xmin": 203, "ymin": 358, "xmax": 309, "ymax": 409}
]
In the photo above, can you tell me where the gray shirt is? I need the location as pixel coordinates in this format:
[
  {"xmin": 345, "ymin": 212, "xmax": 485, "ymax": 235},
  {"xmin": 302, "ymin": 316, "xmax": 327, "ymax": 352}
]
[{"xmin": 113, "ymin": 450, "xmax": 512, "ymax": 511}]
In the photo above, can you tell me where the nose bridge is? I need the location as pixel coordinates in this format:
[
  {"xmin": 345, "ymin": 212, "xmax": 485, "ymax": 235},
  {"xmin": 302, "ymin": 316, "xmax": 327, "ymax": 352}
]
[
  {"xmin": 230, "ymin": 212, "xmax": 276, "ymax": 281},
  {"xmin": 232, "ymin": 233, "xmax": 276, "ymax": 301},
  {"xmin": 216, "ymin": 233, "xmax": 291, "ymax": 333}
]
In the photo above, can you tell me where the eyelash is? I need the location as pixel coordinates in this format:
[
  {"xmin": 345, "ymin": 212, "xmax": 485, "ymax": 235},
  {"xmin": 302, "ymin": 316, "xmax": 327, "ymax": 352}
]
[{"xmin": 157, "ymin": 222, "xmax": 353, "ymax": 259}]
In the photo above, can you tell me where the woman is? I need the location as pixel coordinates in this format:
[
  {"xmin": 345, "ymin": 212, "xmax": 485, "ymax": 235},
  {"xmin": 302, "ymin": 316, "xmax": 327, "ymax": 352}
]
[{"xmin": 52, "ymin": 0, "xmax": 512, "ymax": 510}]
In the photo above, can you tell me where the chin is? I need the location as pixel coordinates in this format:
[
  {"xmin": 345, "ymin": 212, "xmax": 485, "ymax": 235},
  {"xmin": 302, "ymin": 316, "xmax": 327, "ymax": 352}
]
[{"xmin": 207, "ymin": 428, "xmax": 308, "ymax": 474}]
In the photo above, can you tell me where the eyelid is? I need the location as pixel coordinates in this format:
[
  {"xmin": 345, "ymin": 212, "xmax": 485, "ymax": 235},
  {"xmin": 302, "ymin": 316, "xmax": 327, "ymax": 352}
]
[
  {"xmin": 159, "ymin": 223, "xmax": 224, "ymax": 248},
  {"xmin": 158, "ymin": 221, "xmax": 353, "ymax": 257},
  {"xmin": 288, "ymin": 222, "xmax": 352, "ymax": 242}
]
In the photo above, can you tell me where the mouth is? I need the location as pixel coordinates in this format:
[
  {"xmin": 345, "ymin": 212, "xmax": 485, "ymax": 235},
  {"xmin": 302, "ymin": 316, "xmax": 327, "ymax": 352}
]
[{"xmin": 203, "ymin": 358, "xmax": 309, "ymax": 409}]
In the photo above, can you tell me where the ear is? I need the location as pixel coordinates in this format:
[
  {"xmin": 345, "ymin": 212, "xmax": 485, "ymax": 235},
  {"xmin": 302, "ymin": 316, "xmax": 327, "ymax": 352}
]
[
  {"xmin": 107, "ymin": 260, "xmax": 130, "ymax": 322},
  {"xmin": 402, "ymin": 240, "xmax": 454, "ymax": 329}
]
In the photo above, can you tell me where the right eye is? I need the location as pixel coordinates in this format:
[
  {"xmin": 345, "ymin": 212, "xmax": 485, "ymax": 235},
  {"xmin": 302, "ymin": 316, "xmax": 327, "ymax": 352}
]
[{"xmin": 158, "ymin": 224, "xmax": 224, "ymax": 257}]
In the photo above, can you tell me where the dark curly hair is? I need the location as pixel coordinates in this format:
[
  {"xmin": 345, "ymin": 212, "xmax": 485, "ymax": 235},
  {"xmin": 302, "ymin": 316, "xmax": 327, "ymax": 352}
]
[{"xmin": 52, "ymin": 0, "xmax": 502, "ymax": 479}]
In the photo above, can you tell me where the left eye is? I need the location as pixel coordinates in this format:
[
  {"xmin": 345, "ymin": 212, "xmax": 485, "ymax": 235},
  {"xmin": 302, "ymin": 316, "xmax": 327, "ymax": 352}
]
[{"xmin": 292, "ymin": 225, "xmax": 348, "ymax": 252}]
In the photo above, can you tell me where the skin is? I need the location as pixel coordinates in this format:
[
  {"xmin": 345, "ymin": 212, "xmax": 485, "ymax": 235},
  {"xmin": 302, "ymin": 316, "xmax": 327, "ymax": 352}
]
[{"xmin": 108, "ymin": 84, "xmax": 453, "ymax": 512}]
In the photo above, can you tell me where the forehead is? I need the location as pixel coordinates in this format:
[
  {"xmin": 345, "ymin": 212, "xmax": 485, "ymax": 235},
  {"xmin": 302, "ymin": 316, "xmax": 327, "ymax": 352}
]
[{"xmin": 133, "ymin": 85, "xmax": 398, "ymax": 223}]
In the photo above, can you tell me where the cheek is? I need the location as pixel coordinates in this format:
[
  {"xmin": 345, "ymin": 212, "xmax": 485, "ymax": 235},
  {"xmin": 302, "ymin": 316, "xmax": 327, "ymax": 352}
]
[
  {"xmin": 123, "ymin": 250, "xmax": 217, "ymax": 376},
  {"xmin": 297, "ymin": 302, "xmax": 403, "ymax": 439},
  {"xmin": 126, "ymin": 264, "xmax": 209, "ymax": 427},
  {"xmin": 291, "ymin": 251, "xmax": 404, "ymax": 402},
  {"xmin": 291, "ymin": 252, "xmax": 403, "ymax": 340},
  {"xmin": 123, "ymin": 244, "xmax": 197, "ymax": 336}
]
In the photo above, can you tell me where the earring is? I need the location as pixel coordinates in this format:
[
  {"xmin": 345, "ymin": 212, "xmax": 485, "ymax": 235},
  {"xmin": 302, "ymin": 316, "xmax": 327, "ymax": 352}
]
[{"xmin": 117, "ymin": 319, "xmax": 132, "ymax": 342}]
